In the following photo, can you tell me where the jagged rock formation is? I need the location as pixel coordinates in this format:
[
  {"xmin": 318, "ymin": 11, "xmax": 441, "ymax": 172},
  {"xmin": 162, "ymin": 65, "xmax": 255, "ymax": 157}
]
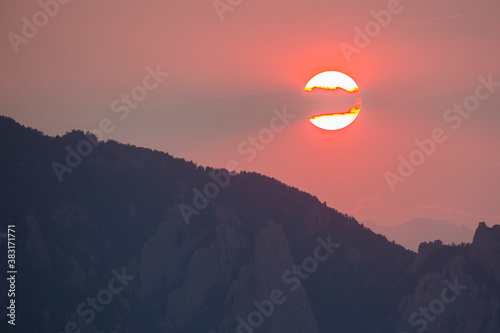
[
  {"xmin": 216, "ymin": 220, "xmax": 319, "ymax": 333},
  {"xmin": 469, "ymin": 222, "xmax": 500, "ymax": 281},
  {"xmin": 398, "ymin": 223, "xmax": 500, "ymax": 333},
  {"xmin": 408, "ymin": 240, "xmax": 444, "ymax": 274},
  {"xmin": 25, "ymin": 212, "xmax": 52, "ymax": 271}
]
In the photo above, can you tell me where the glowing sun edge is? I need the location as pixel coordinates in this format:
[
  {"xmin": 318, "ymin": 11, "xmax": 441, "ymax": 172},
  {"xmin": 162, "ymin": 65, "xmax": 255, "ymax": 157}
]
[
  {"xmin": 304, "ymin": 71, "xmax": 359, "ymax": 93},
  {"xmin": 309, "ymin": 106, "xmax": 361, "ymax": 131}
]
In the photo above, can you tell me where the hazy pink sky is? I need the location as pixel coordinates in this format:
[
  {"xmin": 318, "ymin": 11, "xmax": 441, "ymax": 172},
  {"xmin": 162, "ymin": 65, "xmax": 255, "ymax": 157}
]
[{"xmin": 1, "ymin": 0, "xmax": 499, "ymax": 229}]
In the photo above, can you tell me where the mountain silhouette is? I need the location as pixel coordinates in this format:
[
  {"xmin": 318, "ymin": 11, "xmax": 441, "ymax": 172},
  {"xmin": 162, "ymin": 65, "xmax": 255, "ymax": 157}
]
[
  {"xmin": 363, "ymin": 218, "xmax": 474, "ymax": 252},
  {"xmin": 0, "ymin": 116, "xmax": 499, "ymax": 333}
]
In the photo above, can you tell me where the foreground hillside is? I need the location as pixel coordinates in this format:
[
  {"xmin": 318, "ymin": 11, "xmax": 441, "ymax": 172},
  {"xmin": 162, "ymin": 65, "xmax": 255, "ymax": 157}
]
[{"xmin": 0, "ymin": 116, "xmax": 498, "ymax": 333}]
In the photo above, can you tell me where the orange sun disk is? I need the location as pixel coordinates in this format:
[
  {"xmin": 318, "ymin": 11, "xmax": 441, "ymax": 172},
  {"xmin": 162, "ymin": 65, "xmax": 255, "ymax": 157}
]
[{"xmin": 304, "ymin": 71, "xmax": 361, "ymax": 131}]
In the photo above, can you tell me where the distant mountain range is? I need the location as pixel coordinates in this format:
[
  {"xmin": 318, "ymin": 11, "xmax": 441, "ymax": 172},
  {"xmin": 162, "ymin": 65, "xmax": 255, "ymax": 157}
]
[
  {"xmin": 363, "ymin": 218, "xmax": 474, "ymax": 252},
  {"xmin": 0, "ymin": 115, "xmax": 499, "ymax": 333}
]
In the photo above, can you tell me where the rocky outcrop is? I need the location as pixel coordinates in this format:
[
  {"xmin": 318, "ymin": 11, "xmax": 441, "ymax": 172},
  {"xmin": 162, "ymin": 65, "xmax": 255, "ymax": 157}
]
[
  {"xmin": 25, "ymin": 212, "xmax": 52, "ymax": 271},
  {"xmin": 167, "ymin": 245, "xmax": 222, "ymax": 329},
  {"xmin": 469, "ymin": 222, "xmax": 500, "ymax": 281},
  {"xmin": 218, "ymin": 220, "xmax": 319, "ymax": 333},
  {"xmin": 136, "ymin": 208, "xmax": 187, "ymax": 301},
  {"xmin": 398, "ymin": 223, "xmax": 500, "ymax": 332},
  {"xmin": 398, "ymin": 255, "xmax": 499, "ymax": 332},
  {"xmin": 50, "ymin": 204, "xmax": 103, "ymax": 291},
  {"xmin": 408, "ymin": 240, "xmax": 443, "ymax": 274},
  {"xmin": 166, "ymin": 218, "xmax": 247, "ymax": 330}
]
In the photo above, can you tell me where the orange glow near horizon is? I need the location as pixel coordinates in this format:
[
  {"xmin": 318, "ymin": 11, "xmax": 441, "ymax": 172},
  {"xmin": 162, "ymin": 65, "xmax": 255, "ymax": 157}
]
[{"xmin": 305, "ymin": 71, "xmax": 361, "ymax": 131}]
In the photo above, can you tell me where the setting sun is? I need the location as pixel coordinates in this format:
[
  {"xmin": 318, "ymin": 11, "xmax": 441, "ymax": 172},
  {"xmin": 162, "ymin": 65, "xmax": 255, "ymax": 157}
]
[{"xmin": 304, "ymin": 71, "xmax": 361, "ymax": 131}]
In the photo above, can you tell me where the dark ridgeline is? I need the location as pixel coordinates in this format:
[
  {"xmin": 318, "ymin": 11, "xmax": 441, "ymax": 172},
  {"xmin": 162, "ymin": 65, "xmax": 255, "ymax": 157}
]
[{"xmin": 0, "ymin": 115, "xmax": 498, "ymax": 333}]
